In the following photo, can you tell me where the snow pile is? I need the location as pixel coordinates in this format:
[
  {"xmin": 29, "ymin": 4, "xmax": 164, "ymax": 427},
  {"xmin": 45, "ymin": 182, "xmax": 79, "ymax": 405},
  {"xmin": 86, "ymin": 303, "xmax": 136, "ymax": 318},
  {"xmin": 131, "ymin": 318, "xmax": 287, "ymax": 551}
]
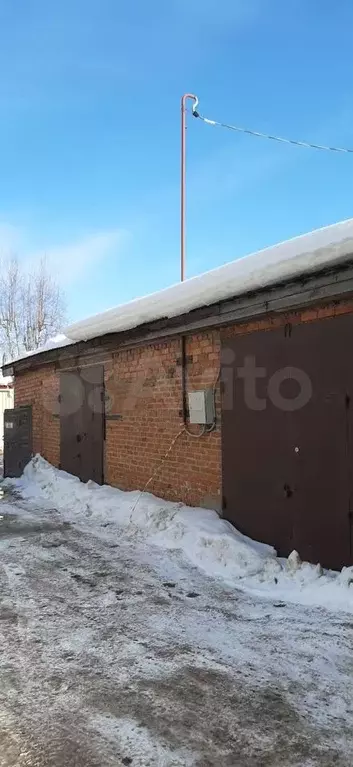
[
  {"xmin": 65, "ymin": 218, "xmax": 353, "ymax": 342},
  {"xmin": 4, "ymin": 456, "xmax": 277, "ymax": 581},
  {"xmin": 4, "ymin": 455, "xmax": 353, "ymax": 612}
]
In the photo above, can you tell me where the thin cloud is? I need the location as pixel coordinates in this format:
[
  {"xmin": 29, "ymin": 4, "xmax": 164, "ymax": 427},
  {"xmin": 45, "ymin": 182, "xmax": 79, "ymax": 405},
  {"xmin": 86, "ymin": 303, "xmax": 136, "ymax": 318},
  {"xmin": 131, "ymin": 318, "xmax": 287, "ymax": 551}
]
[{"xmin": 32, "ymin": 229, "xmax": 130, "ymax": 286}]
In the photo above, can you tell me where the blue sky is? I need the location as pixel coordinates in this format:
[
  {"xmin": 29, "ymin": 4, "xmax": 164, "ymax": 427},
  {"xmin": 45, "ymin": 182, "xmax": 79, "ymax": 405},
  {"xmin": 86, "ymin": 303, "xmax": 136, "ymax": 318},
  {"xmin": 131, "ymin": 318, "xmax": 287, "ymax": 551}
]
[{"xmin": 1, "ymin": 0, "xmax": 353, "ymax": 323}]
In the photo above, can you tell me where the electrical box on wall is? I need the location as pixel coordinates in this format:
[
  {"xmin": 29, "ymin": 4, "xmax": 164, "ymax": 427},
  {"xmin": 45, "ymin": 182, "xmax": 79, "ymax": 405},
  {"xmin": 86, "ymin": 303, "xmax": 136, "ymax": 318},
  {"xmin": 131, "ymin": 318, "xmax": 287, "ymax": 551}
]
[{"xmin": 188, "ymin": 389, "xmax": 215, "ymax": 425}]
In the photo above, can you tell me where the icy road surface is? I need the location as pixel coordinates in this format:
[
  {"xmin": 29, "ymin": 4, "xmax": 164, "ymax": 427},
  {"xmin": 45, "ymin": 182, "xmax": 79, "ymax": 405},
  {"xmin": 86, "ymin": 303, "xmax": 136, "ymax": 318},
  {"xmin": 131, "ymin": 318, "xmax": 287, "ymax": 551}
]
[{"xmin": 0, "ymin": 492, "xmax": 352, "ymax": 766}]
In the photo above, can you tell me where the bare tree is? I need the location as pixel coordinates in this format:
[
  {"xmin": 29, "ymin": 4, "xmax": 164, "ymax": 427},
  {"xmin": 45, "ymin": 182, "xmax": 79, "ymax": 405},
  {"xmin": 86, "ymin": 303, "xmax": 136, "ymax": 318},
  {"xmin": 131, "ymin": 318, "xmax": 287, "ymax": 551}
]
[{"xmin": 0, "ymin": 256, "xmax": 67, "ymax": 362}]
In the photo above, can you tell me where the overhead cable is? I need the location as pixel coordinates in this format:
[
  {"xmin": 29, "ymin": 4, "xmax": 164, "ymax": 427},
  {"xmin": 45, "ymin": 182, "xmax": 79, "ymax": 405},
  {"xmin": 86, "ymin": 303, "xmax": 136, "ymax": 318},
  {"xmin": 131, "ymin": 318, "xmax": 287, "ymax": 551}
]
[{"xmin": 191, "ymin": 101, "xmax": 353, "ymax": 154}]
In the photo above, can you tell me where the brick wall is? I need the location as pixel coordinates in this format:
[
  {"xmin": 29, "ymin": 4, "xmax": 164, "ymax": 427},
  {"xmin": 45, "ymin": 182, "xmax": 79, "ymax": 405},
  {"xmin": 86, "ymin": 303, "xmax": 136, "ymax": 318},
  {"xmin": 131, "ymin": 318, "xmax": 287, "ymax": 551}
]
[
  {"xmin": 12, "ymin": 297, "xmax": 353, "ymax": 510},
  {"xmin": 104, "ymin": 331, "xmax": 222, "ymax": 509},
  {"xmin": 13, "ymin": 331, "xmax": 222, "ymax": 509},
  {"xmin": 221, "ymin": 298, "xmax": 353, "ymax": 339},
  {"xmin": 15, "ymin": 365, "xmax": 60, "ymax": 467}
]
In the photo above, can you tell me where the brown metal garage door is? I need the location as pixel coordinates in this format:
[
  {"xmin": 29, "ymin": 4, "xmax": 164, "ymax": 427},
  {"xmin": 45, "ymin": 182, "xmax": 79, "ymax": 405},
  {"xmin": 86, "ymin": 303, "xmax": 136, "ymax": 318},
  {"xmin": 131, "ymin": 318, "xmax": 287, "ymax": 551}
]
[
  {"xmin": 221, "ymin": 313, "xmax": 353, "ymax": 571},
  {"xmin": 60, "ymin": 366, "xmax": 104, "ymax": 485}
]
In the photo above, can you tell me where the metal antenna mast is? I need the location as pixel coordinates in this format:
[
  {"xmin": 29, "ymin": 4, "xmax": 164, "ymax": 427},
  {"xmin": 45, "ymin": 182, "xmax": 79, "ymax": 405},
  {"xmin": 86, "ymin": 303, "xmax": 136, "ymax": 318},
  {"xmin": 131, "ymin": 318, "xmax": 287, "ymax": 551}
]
[{"xmin": 180, "ymin": 93, "xmax": 198, "ymax": 281}]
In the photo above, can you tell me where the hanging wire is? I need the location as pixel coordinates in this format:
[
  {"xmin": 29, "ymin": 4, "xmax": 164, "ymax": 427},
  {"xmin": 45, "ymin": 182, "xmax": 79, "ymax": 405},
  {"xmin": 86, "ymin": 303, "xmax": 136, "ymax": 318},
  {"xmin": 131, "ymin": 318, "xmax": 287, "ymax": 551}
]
[{"xmin": 191, "ymin": 102, "xmax": 353, "ymax": 154}]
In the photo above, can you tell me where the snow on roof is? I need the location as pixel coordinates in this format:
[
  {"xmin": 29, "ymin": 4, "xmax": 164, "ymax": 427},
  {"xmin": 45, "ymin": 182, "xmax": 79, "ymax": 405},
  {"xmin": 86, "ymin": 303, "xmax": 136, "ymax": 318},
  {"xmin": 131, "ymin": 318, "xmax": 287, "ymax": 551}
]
[
  {"xmin": 65, "ymin": 218, "xmax": 353, "ymax": 343},
  {"xmin": 6, "ymin": 218, "xmax": 353, "ymax": 369},
  {"xmin": 7, "ymin": 334, "xmax": 74, "ymax": 366}
]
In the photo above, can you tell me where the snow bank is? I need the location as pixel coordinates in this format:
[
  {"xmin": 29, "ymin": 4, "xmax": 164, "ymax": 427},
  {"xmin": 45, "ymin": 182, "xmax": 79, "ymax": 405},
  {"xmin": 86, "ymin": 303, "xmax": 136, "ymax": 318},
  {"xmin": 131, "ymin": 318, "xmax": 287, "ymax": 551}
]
[
  {"xmin": 4, "ymin": 455, "xmax": 353, "ymax": 613},
  {"xmin": 65, "ymin": 218, "xmax": 353, "ymax": 342},
  {"xmin": 4, "ymin": 456, "xmax": 276, "ymax": 581}
]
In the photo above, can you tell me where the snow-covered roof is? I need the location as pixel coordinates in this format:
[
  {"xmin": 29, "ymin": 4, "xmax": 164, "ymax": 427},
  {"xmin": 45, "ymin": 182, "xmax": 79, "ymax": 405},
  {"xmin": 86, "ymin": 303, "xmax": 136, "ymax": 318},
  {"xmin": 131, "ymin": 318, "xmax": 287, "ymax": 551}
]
[
  {"xmin": 65, "ymin": 218, "xmax": 353, "ymax": 343},
  {"xmin": 23, "ymin": 334, "xmax": 74, "ymax": 357},
  {"xmin": 6, "ymin": 218, "xmax": 353, "ymax": 368},
  {"xmin": 7, "ymin": 335, "xmax": 74, "ymax": 366}
]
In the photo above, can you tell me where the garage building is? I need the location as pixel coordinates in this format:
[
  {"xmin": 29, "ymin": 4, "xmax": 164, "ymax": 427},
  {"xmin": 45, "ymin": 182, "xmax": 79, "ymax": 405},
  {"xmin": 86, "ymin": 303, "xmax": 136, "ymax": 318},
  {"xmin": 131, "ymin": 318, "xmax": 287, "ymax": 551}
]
[{"xmin": 4, "ymin": 219, "xmax": 353, "ymax": 571}]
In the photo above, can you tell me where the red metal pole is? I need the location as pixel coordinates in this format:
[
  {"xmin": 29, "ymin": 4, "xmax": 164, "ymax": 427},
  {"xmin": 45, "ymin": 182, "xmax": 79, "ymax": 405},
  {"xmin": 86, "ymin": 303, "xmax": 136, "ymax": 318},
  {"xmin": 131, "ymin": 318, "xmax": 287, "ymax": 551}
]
[{"xmin": 181, "ymin": 93, "xmax": 198, "ymax": 282}]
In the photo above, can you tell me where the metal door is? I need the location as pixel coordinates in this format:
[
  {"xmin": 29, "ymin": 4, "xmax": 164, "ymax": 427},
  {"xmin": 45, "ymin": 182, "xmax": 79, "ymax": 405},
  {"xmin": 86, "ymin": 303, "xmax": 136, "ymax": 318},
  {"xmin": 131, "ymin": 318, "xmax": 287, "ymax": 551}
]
[
  {"xmin": 221, "ymin": 313, "xmax": 353, "ymax": 570},
  {"xmin": 283, "ymin": 317, "xmax": 352, "ymax": 569},
  {"xmin": 221, "ymin": 327, "xmax": 294, "ymax": 557},
  {"xmin": 60, "ymin": 366, "xmax": 104, "ymax": 485},
  {"xmin": 3, "ymin": 406, "xmax": 32, "ymax": 478}
]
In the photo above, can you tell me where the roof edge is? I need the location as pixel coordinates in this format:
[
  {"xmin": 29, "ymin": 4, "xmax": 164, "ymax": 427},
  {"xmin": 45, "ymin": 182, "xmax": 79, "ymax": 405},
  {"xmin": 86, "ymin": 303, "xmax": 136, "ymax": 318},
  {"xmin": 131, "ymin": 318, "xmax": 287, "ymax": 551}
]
[
  {"xmin": 65, "ymin": 217, "xmax": 353, "ymax": 343},
  {"xmin": 5, "ymin": 258, "xmax": 353, "ymax": 377}
]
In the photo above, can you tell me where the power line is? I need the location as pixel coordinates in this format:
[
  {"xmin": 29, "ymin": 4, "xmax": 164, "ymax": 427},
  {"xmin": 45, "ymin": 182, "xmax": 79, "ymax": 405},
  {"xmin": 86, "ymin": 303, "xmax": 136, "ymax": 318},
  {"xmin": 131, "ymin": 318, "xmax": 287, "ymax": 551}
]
[{"xmin": 191, "ymin": 102, "xmax": 353, "ymax": 154}]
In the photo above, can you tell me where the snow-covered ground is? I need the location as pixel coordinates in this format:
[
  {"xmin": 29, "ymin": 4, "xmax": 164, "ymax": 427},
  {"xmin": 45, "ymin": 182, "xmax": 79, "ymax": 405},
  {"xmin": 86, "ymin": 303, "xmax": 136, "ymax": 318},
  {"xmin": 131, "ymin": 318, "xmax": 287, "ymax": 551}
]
[
  {"xmin": 0, "ymin": 458, "xmax": 353, "ymax": 765},
  {"xmin": 5, "ymin": 455, "xmax": 353, "ymax": 614}
]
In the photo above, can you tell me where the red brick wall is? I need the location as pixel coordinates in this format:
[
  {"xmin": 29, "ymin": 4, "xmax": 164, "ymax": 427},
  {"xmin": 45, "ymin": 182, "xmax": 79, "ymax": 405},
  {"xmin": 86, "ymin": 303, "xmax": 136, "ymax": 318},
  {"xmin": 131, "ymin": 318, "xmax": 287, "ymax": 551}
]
[
  {"xmin": 104, "ymin": 331, "xmax": 222, "ymax": 509},
  {"xmin": 221, "ymin": 298, "xmax": 353, "ymax": 339},
  {"xmin": 12, "ymin": 297, "xmax": 353, "ymax": 509},
  {"xmin": 15, "ymin": 365, "xmax": 60, "ymax": 467},
  {"xmin": 13, "ymin": 332, "xmax": 222, "ymax": 509}
]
